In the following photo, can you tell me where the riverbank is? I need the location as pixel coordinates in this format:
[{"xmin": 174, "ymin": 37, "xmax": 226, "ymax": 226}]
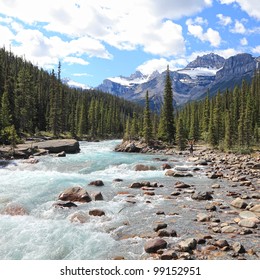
[
  {"xmin": 0, "ymin": 139, "xmax": 80, "ymax": 160},
  {"xmin": 114, "ymin": 139, "xmax": 260, "ymax": 259},
  {"xmin": 0, "ymin": 139, "xmax": 259, "ymax": 260}
]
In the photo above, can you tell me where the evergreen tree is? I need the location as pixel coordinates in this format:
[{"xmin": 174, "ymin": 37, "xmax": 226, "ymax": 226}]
[
  {"xmin": 143, "ymin": 91, "xmax": 152, "ymax": 143},
  {"xmin": 158, "ymin": 65, "xmax": 175, "ymax": 143},
  {"xmin": 176, "ymin": 117, "xmax": 186, "ymax": 150}
]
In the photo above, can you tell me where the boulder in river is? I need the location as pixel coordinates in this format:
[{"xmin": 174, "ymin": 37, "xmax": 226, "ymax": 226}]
[
  {"xmin": 192, "ymin": 191, "xmax": 213, "ymax": 200},
  {"xmin": 92, "ymin": 192, "xmax": 104, "ymax": 201},
  {"xmin": 89, "ymin": 209, "xmax": 105, "ymax": 216},
  {"xmin": 230, "ymin": 198, "xmax": 247, "ymax": 209},
  {"xmin": 238, "ymin": 218, "xmax": 257, "ymax": 228},
  {"xmin": 178, "ymin": 238, "xmax": 197, "ymax": 252},
  {"xmin": 134, "ymin": 164, "xmax": 157, "ymax": 171},
  {"xmin": 54, "ymin": 202, "xmax": 77, "ymax": 208},
  {"xmin": 58, "ymin": 186, "xmax": 92, "ymax": 203},
  {"xmin": 144, "ymin": 238, "xmax": 167, "ymax": 253},
  {"xmin": 1, "ymin": 203, "xmax": 29, "ymax": 216},
  {"xmin": 33, "ymin": 139, "xmax": 80, "ymax": 154},
  {"xmin": 88, "ymin": 180, "xmax": 104, "ymax": 187}
]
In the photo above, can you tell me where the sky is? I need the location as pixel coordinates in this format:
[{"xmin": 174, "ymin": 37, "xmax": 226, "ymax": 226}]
[{"xmin": 0, "ymin": 0, "xmax": 260, "ymax": 88}]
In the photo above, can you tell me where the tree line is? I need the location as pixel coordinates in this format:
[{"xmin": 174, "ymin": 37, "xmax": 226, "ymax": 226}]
[
  {"xmin": 0, "ymin": 47, "xmax": 143, "ymax": 145},
  {"xmin": 124, "ymin": 65, "xmax": 260, "ymax": 152}
]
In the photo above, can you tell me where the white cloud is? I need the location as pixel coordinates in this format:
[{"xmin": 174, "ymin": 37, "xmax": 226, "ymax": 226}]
[
  {"xmin": 252, "ymin": 45, "xmax": 260, "ymax": 54},
  {"xmin": 63, "ymin": 57, "xmax": 89, "ymax": 65},
  {"xmin": 216, "ymin": 14, "xmax": 232, "ymax": 26},
  {"xmin": 219, "ymin": 0, "xmax": 260, "ymax": 20},
  {"xmin": 240, "ymin": 37, "xmax": 248, "ymax": 46},
  {"xmin": 186, "ymin": 20, "xmax": 221, "ymax": 47},
  {"xmin": 0, "ymin": 0, "xmax": 214, "ymax": 60},
  {"xmin": 0, "ymin": 25, "xmax": 14, "ymax": 47},
  {"xmin": 231, "ymin": 20, "xmax": 246, "ymax": 34},
  {"xmin": 137, "ymin": 58, "xmax": 188, "ymax": 75},
  {"xmin": 72, "ymin": 73, "xmax": 93, "ymax": 77}
]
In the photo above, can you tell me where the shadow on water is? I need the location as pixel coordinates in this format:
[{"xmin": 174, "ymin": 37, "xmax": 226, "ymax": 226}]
[{"xmin": 0, "ymin": 160, "xmax": 17, "ymax": 169}]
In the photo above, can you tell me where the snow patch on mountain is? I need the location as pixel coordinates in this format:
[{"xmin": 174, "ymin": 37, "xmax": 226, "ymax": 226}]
[{"xmin": 177, "ymin": 67, "xmax": 221, "ymax": 79}]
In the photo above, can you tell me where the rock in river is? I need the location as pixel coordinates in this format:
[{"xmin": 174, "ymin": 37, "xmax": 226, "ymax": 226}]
[
  {"xmin": 144, "ymin": 238, "xmax": 167, "ymax": 253},
  {"xmin": 192, "ymin": 191, "xmax": 213, "ymax": 200},
  {"xmin": 230, "ymin": 198, "xmax": 247, "ymax": 209},
  {"xmin": 58, "ymin": 186, "xmax": 92, "ymax": 203}
]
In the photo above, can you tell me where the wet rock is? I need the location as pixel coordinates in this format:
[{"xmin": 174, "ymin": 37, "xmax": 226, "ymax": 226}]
[
  {"xmin": 214, "ymin": 239, "xmax": 229, "ymax": 248},
  {"xmin": 58, "ymin": 186, "xmax": 92, "ymax": 203},
  {"xmin": 158, "ymin": 229, "xmax": 177, "ymax": 237},
  {"xmin": 208, "ymin": 172, "xmax": 223, "ymax": 179},
  {"xmin": 205, "ymin": 204, "xmax": 217, "ymax": 211},
  {"xmin": 197, "ymin": 213, "xmax": 211, "ymax": 222},
  {"xmin": 113, "ymin": 256, "xmax": 125, "ymax": 260},
  {"xmin": 238, "ymin": 218, "xmax": 257, "ymax": 228},
  {"xmin": 239, "ymin": 211, "xmax": 256, "ymax": 219},
  {"xmin": 175, "ymin": 181, "xmax": 191, "ymax": 189},
  {"xmin": 54, "ymin": 202, "xmax": 77, "ymax": 208},
  {"xmin": 113, "ymin": 178, "xmax": 123, "ymax": 182},
  {"xmin": 230, "ymin": 198, "xmax": 247, "ymax": 209},
  {"xmin": 162, "ymin": 163, "xmax": 172, "ymax": 170},
  {"xmin": 165, "ymin": 170, "xmax": 193, "ymax": 177},
  {"xmin": 252, "ymin": 163, "xmax": 260, "ymax": 169},
  {"xmin": 156, "ymin": 211, "xmax": 165, "ymax": 215},
  {"xmin": 1, "ymin": 203, "xmax": 29, "ymax": 216},
  {"xmin": 160, "ymin": 250, "xmax": 178, "ymax": 260},
  {"xmin": 192, "ymin": 191, "xmax": 213, "ymax": 201},
  {"xmin": 239, "ymin": 229, "xmax": 253, "ymax": 235},
  {"xmin": 144, "ymin": 238, "xmax": 167, "ymax": 253},
  {"xmin": 211, "ymin": 184, "xmax": 220, "ymax": 189},
  {"xmin": 154, "ymin": 223, "xmax": 167, "ymax": 232},
  {"xmin": 171, "ymin": 191, "xmax": 181, "ymax": 196},
  {"xmin": 35, "ymin": 139, "xmax": 80, "ymax": 153},
  {"xmin": 22, "ymin": 157, "xmax": 39, "ymax": 164},
  {"xmin": 178, "ymin": 238, "xmax": 197, "ymax": 252},
  {"xmin": 56, "ymin": 151, "xmax": 66, "ymax": 157},
  {"xmin": 89, "ymin": 209, "xmax": 105, "ymax": 216},
  {"xmin": 92, "ymin": 192, "xmax": 104, "ymax": 201},
  {"xmin": 250, "ymin": 204, "xmax": 260, "ymax": 213},
  {"xmin": 129, "ymin": 182, "xmax": 142, "ymax": 188},
  {"xmin": 69, "ymin": 212, "xmax": 88, "ymax": 223},
  {"xmin": 144, "ymin": 191, "xmax": 155, "ymax": 196},
  {"xmin": 134, "ymin": 164, "xmax": 156, "ymax": 171},
  {"xmin": 88, "ymin": 180, "xmax": 104, "ymax": 187},
  {"xmin": 221, "ymin": 226, "xmax": 237, "ymax": 233},
  {"xmin": 232, "ymin": 242, "xmax": 246, "ymax": 254},
  {"xmin": 196, "ymin": 160, "xmax": 208, "ymax": 166}
]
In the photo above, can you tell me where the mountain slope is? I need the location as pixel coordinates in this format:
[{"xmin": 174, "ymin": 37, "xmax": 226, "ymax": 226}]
[{"xmin": 97, "ymin": 53, "xmax": 260, "ymax": 108}]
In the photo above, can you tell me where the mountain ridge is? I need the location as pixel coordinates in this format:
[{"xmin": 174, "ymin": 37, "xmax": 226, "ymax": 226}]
[{"xmin": 97, "ymin": 52, "xmax": 260, "ymax": 109}]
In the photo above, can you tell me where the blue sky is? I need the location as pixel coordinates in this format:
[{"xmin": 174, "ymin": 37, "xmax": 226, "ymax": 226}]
[{"xmin": 0, "ymin": 0, "xmax": 260, "ymax": 88}]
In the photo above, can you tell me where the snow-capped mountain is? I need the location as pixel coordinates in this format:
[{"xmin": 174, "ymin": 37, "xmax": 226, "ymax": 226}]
[{"xmin": 97, "ymin": 53, "xmax": 260, "ymax": 109}]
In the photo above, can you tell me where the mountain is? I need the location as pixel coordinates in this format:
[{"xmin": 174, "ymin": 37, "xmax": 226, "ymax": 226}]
[{"xmin": 97, "ymin": 53, "xmax": 260, "ymax": 109}]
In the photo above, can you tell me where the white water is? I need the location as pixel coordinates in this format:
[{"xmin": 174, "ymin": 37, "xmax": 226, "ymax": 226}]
[{"xmin": 0, "ymin": 140, "xmax": 210, "ymax": 260}]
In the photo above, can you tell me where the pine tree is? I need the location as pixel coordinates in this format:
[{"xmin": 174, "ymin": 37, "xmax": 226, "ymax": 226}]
[
  {"xmin": 224, "ymin": 110, "xmax": 232, "ymax": 150},
  {"xmin": 143, "ymin": 91, "xmax": 152, "ymax": 143},
  {"xmin": 176, "ymin": 117, "xmax": 186, "ymax": 150},
  {"xmin": 158, "ymin": 65, "xmax": 175, "ymax": 143},
  {"xmin": 1, "ymin": 82, "xmax": 12, "ymax": 129}
]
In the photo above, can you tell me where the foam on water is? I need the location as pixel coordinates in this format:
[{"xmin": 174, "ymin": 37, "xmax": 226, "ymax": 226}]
[{"xmin": 0, "ymin": 139, "xmax": 213, "ymax": 259}]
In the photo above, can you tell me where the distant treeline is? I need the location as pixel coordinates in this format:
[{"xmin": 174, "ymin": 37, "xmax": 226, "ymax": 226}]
[
  {"xmin": 124, "ymin": 66, "xmax": 260, "ymax": 151},
  {"xmin": 0, "ymin": 47, "xmax": 143, "ymax": 144}
]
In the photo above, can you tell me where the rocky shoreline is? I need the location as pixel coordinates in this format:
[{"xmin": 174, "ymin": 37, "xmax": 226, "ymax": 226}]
[
  {"xmin": 0, "ymin": 139, "xmax": 80, "ymax": 160},
  {"xmin": 1, "ymin": 139, "xmax": 259, "ymax": 260},
  {"xmin": 113, "ymin": 140, "xmax": 260, "ymax": 259}
]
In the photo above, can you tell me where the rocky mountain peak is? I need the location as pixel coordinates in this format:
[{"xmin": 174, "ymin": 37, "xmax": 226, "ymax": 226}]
[{"xmin": 186, "ymin": 53, "xmax": 225, "ymax": 69}]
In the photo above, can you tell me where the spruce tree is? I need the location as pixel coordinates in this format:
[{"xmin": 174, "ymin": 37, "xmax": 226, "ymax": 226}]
[
  {"xmin": 158, "ymin": 65, "xmax": 175, "ymax": 143},
  {"xmin": 143, "ymin": 91, "xmax": 152, "ymax": 143},
  {"xmin": 176, "ymin": 117, "xmax": 186, "ymax": 150}
]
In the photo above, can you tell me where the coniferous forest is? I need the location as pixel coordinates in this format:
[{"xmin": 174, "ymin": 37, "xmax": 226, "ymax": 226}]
[
  {"xmin": 0, "ymin": 47, "xmax": 143, "ymax": 145},
  {"xmin": 1, "ymin": 46, "xmax": 260, "ymax": 152}
]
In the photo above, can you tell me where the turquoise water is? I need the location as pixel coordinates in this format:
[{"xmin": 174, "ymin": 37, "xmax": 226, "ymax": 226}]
[{"xmin": 0, "ymin": 140, "xmax": 215, "ymax": 260}]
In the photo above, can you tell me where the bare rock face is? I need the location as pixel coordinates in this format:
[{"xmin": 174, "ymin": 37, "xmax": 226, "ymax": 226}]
[
  {"xmin": 58, "ymin": 186, "xmax": 92, "ymax": 203},
  {"xmin": 144, "ymin": 238, "xmax": 167, "ymax": 253}
]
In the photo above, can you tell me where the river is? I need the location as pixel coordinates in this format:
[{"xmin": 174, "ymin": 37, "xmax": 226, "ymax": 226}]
[{"xmin": 0, "ymin": 140, "xmax": 258, "ymax": 259}]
